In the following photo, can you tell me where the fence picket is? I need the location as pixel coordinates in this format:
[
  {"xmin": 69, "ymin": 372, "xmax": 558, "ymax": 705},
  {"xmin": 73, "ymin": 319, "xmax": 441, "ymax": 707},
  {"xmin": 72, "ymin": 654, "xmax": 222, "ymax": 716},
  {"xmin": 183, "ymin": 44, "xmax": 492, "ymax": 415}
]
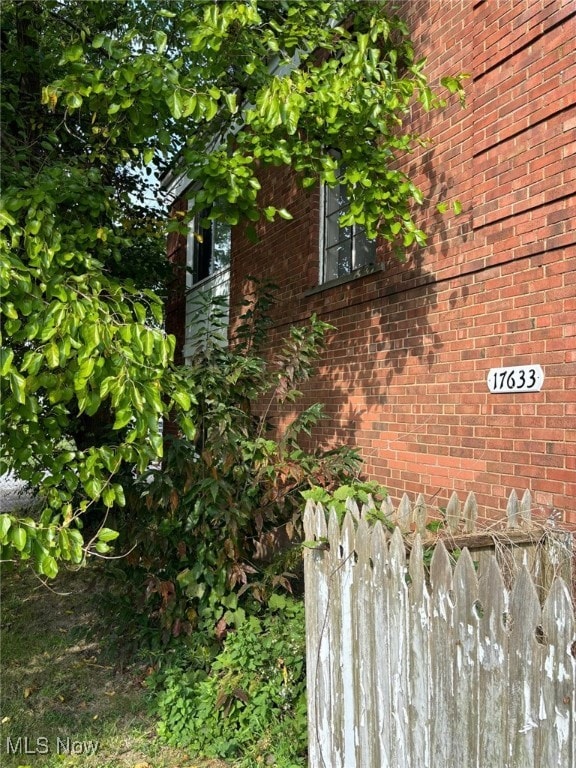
[
  {"xmin": 414, "ymin": 493, "xmax": 427, "ymax": 535},
  {"xmin": 388, "ymin": 528, "xmax": 410, "ymax": 767},
  {"xmin": 507, "ymin": 489, "xmax": 520, "ymax": 528},
  {"xmin": 325, "ymin": 510, "xmax": 344, "ymax": 768},
  {"xmin": 463, "ymin": 490, "xmax": 478, "ymax": 533},
  {"xmin": 370, "ymin": 522, "xmax": 393, "ymax": 767},
  {"xmin": 507, "ymin": 565, "xmax": 544, "ymax": 768},
  {"xmin": 445, "ymin": 490, "xmax": 460, "ymax": 532},
  {"xmin": 477, "ymin": 554, "xmax": 509, "ymax": 766},
  {"xmin": 429, "ymin": 541, "xmax": 455, "ymax": 766},
  {"xmin": 396, "ymin": 492, "xmax": 411, "ymax": 532},
  {"xmin": 339, "ymin": 512, "xmax": 356, "ymax": 767},
  {"xmin": 452, "ymin": 549, "xmax": 480, "ymax": 766},
  {"xmin": 407, "ymin": 535, "xmax": 431, "ymax": 767},
  {"xmin": 540, "ymin": 578, "xmax": 576, "ymax": 767},
  {"xmin": 303, "ymin": 502, "xmax": 331, "ymax": 768},
  {"xmin": 355, "ymin": 518, "xmax": 375, "ymax": 766},
  {"xmin": 520, "ymin": 489, "xmax": 533, "ymax": 525}
]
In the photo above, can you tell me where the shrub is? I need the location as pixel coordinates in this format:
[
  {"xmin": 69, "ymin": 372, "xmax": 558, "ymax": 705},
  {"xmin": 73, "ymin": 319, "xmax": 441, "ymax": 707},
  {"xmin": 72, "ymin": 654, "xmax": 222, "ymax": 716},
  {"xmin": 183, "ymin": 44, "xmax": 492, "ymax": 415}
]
[
  {"xmin": 112, "ymin": 285, "xmax": 361, "ymax": 642},
  {"xmin": 150, "ymin": 594, "xmax": 307, "ymax": 767}
]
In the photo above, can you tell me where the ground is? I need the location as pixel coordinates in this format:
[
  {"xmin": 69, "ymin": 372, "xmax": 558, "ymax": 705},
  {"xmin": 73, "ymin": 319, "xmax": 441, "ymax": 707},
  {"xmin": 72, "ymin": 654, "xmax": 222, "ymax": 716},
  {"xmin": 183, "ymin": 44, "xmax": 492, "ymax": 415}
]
[{"xmin": 0, "ymin": 563, "xmax": 230, "ymax": 768}]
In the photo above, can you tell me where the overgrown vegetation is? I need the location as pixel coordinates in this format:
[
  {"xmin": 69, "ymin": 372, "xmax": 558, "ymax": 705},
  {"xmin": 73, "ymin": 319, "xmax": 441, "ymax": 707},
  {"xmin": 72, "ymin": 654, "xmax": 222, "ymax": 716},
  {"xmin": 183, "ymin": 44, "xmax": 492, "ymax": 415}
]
[
  {"xmin": 1, "ymin": 0, "xmax": 465, "ymax": 574},
  {"xmin": 150, "ymin": 594, "xmax": 307, "ymax": 767},
  {"xmin": 110, "ymin": 287, "xmax": 361, "ymax": 637}
]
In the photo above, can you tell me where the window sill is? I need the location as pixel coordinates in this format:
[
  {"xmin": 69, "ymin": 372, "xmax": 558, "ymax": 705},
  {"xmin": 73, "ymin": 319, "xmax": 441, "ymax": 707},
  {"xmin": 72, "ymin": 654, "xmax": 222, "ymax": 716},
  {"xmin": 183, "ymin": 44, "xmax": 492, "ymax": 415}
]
[{"xmin": 304, "ymin": 264, "xmax": 383, "ymax": 297}]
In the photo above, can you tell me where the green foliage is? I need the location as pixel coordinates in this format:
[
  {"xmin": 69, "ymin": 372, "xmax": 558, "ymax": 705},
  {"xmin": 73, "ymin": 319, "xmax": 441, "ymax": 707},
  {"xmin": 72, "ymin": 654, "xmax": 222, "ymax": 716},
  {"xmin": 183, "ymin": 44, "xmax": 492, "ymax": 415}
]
[
  {"xmin": 0, "ymin": 0, "xmax": 190, "ymax": 572},
  {"xmin": 302, "ymin": 480, "xmax": 389, "ymax": 524},
  {"xmin": 114, "ymin": 289, "xmax": 361, "ymax": 642},
  {"xmin": 1, "ymin": 0, "xmax": 465, "ymax": 574},
  {"xmin": 149, "ymin": 595, "xmax": 307, "ymax": 767}
]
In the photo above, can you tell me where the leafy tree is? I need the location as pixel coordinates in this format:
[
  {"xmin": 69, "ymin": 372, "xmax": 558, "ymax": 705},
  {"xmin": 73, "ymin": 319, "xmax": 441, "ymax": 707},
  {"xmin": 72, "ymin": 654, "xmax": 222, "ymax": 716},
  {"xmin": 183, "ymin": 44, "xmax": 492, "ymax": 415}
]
[{"xmin": 0, "ymin": 0, "xmax": 465, "ymax": 576}]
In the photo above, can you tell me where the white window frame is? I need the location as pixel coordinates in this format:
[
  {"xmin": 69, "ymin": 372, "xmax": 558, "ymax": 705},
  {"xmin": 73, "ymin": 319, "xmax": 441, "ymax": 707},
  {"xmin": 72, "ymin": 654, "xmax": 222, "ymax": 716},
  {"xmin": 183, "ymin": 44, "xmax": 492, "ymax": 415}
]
[
  {"xmin": 183, "ymin": 201, "xmax": 232, "ymax": 361},
  {"xmin": 186, "ymin": 202, "xmax": 232, "ymax": 288}
]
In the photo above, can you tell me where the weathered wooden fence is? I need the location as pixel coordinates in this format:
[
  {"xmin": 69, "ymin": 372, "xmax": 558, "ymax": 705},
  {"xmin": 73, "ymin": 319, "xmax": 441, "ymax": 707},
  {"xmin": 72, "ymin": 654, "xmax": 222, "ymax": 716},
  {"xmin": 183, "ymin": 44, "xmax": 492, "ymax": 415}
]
[{"xmin": 303, "ymin": 491, "xmax": 575, "ymax": 768}]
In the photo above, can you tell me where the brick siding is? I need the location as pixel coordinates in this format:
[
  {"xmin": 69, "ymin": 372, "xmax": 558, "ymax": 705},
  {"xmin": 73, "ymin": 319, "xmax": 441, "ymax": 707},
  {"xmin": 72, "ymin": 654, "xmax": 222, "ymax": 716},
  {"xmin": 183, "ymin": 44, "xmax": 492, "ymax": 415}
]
[{"xmin": 169, "ymin": 0, "xmax": 576, "ymax": 523}]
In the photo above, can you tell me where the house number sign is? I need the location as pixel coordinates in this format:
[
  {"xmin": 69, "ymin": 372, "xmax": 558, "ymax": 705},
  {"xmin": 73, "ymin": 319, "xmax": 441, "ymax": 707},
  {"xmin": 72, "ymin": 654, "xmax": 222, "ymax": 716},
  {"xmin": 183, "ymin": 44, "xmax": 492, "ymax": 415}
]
[{"xmin": 487, "ymin": 365, "xmax": 544, "ymax": 393}]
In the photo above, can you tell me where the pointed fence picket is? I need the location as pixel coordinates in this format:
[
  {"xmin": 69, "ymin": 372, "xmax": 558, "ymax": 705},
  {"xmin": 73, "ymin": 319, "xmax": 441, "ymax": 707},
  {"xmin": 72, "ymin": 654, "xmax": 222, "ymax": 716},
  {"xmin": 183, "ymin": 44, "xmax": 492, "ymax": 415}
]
[{"xmin": 304, "ymin": 490, "xmax": 576, "ymax": 768}]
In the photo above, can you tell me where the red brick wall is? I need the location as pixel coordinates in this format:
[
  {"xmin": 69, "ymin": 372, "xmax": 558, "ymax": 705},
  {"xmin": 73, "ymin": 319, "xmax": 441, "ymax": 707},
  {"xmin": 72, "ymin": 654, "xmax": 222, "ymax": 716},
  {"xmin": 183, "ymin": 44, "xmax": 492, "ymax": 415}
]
[{"xmin": 183, "ymin": 0, "xmax": 576, "ymax": 523}]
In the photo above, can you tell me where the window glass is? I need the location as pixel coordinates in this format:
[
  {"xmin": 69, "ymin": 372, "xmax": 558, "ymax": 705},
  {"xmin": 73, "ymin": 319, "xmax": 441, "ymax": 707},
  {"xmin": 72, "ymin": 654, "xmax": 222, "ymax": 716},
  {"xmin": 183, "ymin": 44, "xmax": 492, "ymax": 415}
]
[
  {"xmin": 189, "ymin": 210, "xmax": 231, "ymax": 285},
  {"xmin": 212, "ymin": 220, "xmax": 231, "ymax": 273},
  {"xmin": 325, "ymin": 239, "xmax": 352, "ymax": 282},
  {"xmin": 353, "ymin": 228, "xmax": 374, "ymax": 270},
  {"xmin": 322, "ymin": 179, "xmax": 375, "ymax": 283},
  {"xmin": 325, "ymin": 211, "xmax": 351, "ymax": 249}
]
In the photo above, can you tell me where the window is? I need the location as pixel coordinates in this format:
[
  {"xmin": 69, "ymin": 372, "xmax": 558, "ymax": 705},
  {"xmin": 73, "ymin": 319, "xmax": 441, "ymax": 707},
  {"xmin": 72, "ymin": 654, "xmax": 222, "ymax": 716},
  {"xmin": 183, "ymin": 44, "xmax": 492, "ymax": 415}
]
[
  {"xmin": 186, "ymin": 209, "xmax": 231, "ymax": 288},
  {"xmin": 321, "ymin": 171, "xmax": 376, "ymax": 283},
  {"xmin": 184, "ymin": 208, "xmax": 232, "ymax": 361}
]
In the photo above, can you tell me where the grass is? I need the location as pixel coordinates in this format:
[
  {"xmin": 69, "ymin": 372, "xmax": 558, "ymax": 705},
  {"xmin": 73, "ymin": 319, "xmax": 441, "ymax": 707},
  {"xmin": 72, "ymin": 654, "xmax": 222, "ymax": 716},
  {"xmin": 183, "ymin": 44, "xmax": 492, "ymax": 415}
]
[{"xmin": 0, "ymin": 563, "xmax": 230, "ymax": 768}]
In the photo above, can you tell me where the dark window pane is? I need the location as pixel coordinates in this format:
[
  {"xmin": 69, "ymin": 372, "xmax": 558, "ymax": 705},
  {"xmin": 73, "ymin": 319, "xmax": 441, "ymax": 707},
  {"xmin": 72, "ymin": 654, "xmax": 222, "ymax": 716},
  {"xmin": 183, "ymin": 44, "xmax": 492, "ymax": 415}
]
[
  {"xmin": 195, "ymin": 225, "xmax": 212, "ymax": 281},
  {"xmin": 325, "ymin": 239, "xmax": 352, "ymax": 281},
  {"xmin": 326, "ymin": 211, "xmax": 351, "ymax": 249},
  {"xmin": 325, "ymin": 183, "xmax": 349, "ymax": 216},
  {"xmin": 353, "ymin": 229, "xmax": 376, "ymax": 269}
]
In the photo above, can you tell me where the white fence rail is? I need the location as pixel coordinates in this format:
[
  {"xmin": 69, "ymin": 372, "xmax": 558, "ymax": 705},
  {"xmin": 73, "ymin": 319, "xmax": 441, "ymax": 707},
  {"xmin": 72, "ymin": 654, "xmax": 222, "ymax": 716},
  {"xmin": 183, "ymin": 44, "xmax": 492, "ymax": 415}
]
[{"xmin": 303, "ymin": 492, "xmax": 575, "ymax": 768}]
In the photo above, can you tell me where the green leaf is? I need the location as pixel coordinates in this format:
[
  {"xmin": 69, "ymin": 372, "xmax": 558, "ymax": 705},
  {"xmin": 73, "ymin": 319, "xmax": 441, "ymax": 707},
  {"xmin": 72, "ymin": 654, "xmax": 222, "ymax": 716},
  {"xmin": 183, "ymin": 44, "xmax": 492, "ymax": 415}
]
[
  {"xmin": 113, "ymin": 408, "xmax": 133, "ymax": 430},
  {"xmin": 9, "ymin": 372, "xmax": 26, "ymax": 404},
  {"xmin": 77, "ymin": 358, "xmax": 95, "ymax": 380},
  {"xmin": 204, "ymin": 97, "xmax": 218, "ymax": 121},
  {"xmin": 10, "ymin": 526, "xmax": 27, "ymax": 552},
  {"xmin": 452, "ymin": 199, "xmax": 463, "ymax": 215},
  {"xmin": 63, "ymin": 43, "xmax": 84, "ymax": 62},
  {"xmin": 224, "ymin": 91, "xmax": 238, "ymax": 114},
  {"xmin": 0, "ymin": 209, "xmax": 16, "ymax": 229},
  {"xmin": 180, "ymin": 415, "xmax": 196, "ymax": 441},
  {"xmin": 65, "ymin": 92, "xmax": 83, "ymax": 110},
  {"xmin": 0, "ymin": 514, "xmax": 12, "ymax": 542},
  {"xmin": 85, "ymin": 477, "xmax": 103, "ymax": 500},
  {"xmin": 153, "ymin": 30, "xmax": 168, "ymax": 53},
  {"xmin": 82, "ymin": 324, "xmax": 101, "ymax": 352},
  {"xmin": 112, "ymin": 484, "xmax": 126, "ymax": 507},
  {"xmin": 40, "ymin": 554, "xmax": 59, "ymax": 579},
  {"xmin": 268, "ymin": 593, "xmax": 288, "ymax": 611},
  {"xmin": 166, "ymin": 90, "xmax": 183, "ymax": 120},
  {"xmin": 45, "ymin": 343, "xmax": 60, "ymax": 369},
  {"xmin": 133, "ymin": 302, "xmax": 147, "ymax": 322},
  {"xmin": 172, "ymin": 390, "xmax": 192, "ymax": 411},
  {"xmin": 92, "ymin": 33, "xmax": 106, "ymax": 49},
  {"xmin": 101, "ymin": 486, "xmax": 116, "ymax": 508},
  {"xmin": 0, "ymin": 347, "xmax": 14, "ymax": 376},
  {"xmin": 97, "ymin": 527, "xmax": 119, "ymax": 543}
]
